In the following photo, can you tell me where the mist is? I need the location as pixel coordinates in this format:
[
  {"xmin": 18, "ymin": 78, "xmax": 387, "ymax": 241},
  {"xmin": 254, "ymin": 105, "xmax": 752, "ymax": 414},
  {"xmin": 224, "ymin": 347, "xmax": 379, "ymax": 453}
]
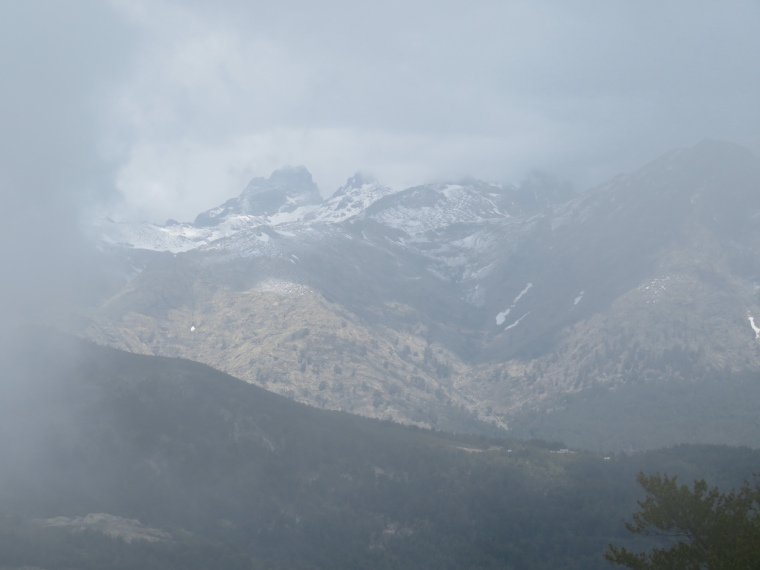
[
  {"xmin": 0, "ymin": 1, "xmax": 745, "ymax": 224},
  {"xmin": 3, "ymin": 1, "xmax": 760, "ymax": 226},
  {"xmin": 3, "ymin": 3, "xmax": 760, "ymax": 567},
  {"xmin": 0, "ymin": 1, "xmax": 132, "ymax": 323}
]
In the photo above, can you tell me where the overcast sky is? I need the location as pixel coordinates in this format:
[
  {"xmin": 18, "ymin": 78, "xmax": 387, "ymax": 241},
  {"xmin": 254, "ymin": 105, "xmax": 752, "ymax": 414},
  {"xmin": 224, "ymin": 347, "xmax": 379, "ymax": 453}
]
[{"xmin": 3, "ymin": 0, "xmax": 760, "ymax": 226}]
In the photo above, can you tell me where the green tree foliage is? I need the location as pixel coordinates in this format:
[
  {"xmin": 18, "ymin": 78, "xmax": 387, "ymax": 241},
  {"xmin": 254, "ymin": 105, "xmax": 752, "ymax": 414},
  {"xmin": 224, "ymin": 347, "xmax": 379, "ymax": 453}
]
[{"xmin": 606, "ymin": 472, "xmax": 760, "ymax": 569}]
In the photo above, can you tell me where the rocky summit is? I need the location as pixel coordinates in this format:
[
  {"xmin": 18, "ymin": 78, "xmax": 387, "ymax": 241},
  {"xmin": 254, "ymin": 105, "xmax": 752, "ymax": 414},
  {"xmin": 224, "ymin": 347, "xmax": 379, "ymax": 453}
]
[{"xmin": 84, "ymin": 141, "xmax": 760, "ymax": 450}]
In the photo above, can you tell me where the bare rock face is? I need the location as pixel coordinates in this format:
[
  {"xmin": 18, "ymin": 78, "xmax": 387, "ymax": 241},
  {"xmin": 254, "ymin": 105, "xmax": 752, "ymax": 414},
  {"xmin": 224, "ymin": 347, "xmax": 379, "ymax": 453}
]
[
  {"xmin": 194, "ymin": 166, "xmax": 322, "ymax": 226},
  {"xmin": 83, "ymin": 142, "xmax": 760, "ymax": 449}
]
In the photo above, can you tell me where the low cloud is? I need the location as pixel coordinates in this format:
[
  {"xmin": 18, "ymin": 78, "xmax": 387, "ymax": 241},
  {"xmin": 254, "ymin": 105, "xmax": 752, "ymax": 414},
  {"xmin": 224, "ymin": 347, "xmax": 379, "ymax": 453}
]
[
  {"xmin": 4, "ymin": 0, "xmax": 760, "ymax": 229},
  {"xmin": 106, "ymin": 0, "xmax": 760, "ymax": 221},
  {"xmin": 0, "ymin": 1, "xmax": 133, "ymax": 321}
]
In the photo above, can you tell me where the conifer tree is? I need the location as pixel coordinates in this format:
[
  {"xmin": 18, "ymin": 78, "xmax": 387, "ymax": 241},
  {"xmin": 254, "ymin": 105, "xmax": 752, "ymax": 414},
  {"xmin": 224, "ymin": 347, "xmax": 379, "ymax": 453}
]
[{"xmin": 606, "ymin": 472, "xmax": 760, "ymax": 569}]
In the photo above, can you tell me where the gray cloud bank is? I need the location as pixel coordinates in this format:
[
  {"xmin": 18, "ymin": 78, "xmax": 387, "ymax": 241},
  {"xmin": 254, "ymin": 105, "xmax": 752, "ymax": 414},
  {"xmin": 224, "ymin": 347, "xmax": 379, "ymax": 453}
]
[
  {"xmin": 0, "ymin": 1, "xmax": 132, "ymax": 322},
  {"xmin": 107, "ymin": 0, "xmax": 760, "ymax": 222},
  {"xmin": 2, "ymin": 0, "xmax": 760, "ymax": 314}
]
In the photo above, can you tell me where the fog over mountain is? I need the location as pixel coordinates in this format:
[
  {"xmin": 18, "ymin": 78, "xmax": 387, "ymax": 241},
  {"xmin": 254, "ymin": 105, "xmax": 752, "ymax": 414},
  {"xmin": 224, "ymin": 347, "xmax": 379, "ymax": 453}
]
[
  {"xmin": 3, "ymin": 3, "xmax": 760, "ymax": 568},
  {"xmin": 3, "ymin": 1, "xmax": 760, "ymax": 320},
  {"xmin": 5, "ymin": 2, "xmax": 760, "ymax": 224},
  {"xmin": 1, "ymin": 327, "xmax": 757, "ymax": 569},
  {"xmin": 0, "ymin": 2, "xmax": 131, "ymax": 324},
  {"xmin": 83, "ymin": 140, "xmax": 760, "ymax": 450}
]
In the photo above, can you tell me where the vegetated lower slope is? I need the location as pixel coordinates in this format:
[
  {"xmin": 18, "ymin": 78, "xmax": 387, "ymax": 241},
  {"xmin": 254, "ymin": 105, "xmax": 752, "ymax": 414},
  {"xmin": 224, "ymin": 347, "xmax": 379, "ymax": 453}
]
[
  {"xmin": 83, "ymin": 141, "xmax": 760, "ymax": 450},
  {"xmin": 1, "ymin": 328, "xmax": 759, "ymax": 570}
]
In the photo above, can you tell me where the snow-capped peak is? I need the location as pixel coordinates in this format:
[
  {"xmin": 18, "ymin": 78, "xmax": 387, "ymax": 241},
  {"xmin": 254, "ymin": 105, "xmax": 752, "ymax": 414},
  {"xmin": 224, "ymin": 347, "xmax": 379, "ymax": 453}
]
[
  {"xmin": 89, "ymin": 170, "xmax": 533, "ymax": 253},
  {"xmin": 194, "ymin": 166, "xmax": 321, "ymax": 227},
  {"xmin": 307, "ymin": 173, "xmax": 395, "ymax": 224},
  {"xmin": 363, "ymin": 179, "xmax": 518, "ymax": 235}
]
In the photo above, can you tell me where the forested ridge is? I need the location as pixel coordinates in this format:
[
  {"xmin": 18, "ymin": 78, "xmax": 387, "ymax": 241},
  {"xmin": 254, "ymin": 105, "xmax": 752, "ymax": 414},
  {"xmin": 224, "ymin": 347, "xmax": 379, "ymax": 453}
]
[{"xmin": 0, "ymin": 330, "xmax": 757, "ymax": 569}]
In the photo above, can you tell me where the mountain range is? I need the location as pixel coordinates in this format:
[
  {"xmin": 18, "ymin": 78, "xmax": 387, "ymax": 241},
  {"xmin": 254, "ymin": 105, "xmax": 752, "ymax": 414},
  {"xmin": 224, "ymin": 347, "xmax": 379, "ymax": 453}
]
[{"xmin": 82, "ymin": 140, "xmax": 760, "ymax": 450}]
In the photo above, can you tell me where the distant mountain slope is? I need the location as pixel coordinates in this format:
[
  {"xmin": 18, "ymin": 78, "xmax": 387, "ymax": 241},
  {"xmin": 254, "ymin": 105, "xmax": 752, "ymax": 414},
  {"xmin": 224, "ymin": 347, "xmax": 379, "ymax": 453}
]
[
  {"xmin": 1, "ymin": 328, "xmax": 759, "ymax": 569},
  {"xmin": 194, "ymin": 165, "xmax": 322, "ymax": 226},
  {"xmin": 82, "ymin": 141, "xmax": 760, "ymax": 450}
]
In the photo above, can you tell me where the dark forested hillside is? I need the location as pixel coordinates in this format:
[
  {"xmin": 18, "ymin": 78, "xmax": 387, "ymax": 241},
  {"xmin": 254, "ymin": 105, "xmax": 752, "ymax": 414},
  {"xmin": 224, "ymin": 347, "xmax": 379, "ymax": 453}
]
[{"xmin": 0, "ymin": 328, "xmax": 758, "ymax": 569}]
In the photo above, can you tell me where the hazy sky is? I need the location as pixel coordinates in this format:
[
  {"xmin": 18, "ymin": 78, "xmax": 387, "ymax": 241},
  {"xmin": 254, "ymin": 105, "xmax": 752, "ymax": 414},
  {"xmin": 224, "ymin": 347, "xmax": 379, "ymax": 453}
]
[{"xmin": 2, "ymin": 0, "xmax": 760, "ymax": 226}]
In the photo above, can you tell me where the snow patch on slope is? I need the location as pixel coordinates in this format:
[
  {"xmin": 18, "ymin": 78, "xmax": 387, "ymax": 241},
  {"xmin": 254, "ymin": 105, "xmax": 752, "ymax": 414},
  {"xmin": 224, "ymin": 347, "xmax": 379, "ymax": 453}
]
[
  {"xmin": 87, "ymin": 212, "xmax": 274, "ymax": 253},
  {"xmin": 496, "ymin": 282, "xmax": 533, "ymax": 325},
  {"xmin": 747, "ymin": 311, "xmax": 760, "ymax": 339},
  {"xmin": 504, "ymin": 312, "xmax": 530, "ymax": 330},
  {"xmin": 369, "ymin": 182, "xmax": 513, "ymax": 235},
  {"xmin": 309, "ymin": 181, "xmax": 394, "ymax": 224},
  {"xmin": 637, "ymin": 277, "xmax": 672, "ymax": 303}
]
